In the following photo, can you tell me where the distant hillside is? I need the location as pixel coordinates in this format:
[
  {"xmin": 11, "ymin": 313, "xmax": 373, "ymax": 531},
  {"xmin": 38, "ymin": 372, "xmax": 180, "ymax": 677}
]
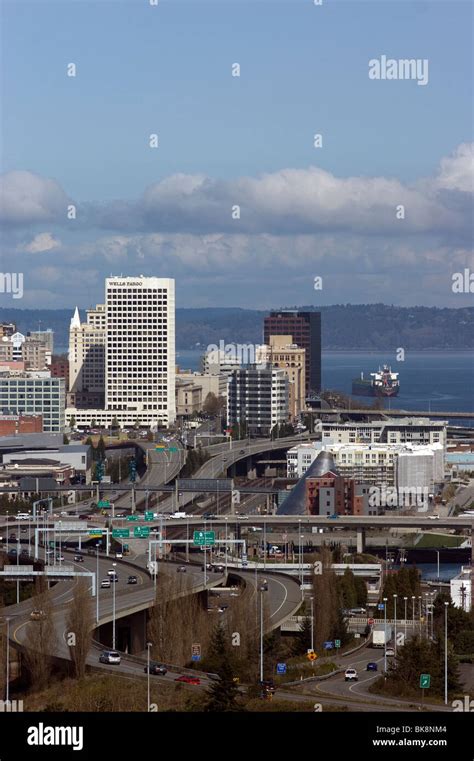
[{"xmin": 0, "ymin": 304, "xmax": 473, "ymax": 351}]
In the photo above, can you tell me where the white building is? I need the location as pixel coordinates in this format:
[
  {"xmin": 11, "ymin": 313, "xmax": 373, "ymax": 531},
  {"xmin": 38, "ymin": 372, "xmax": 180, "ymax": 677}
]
[
  {"xmin": 2, "ymin": 444, "xmax": 92, "ymax": 482},
  {"xmin": 66, "ymin": 276, "xmax": 176, "ymax": 429},
  {"xmin": 177, "ymin": 371, "xmax": 227, "ymax": 400},
  {"xmin": 287, "ymin": 441, "xmax": 443, "ymax": 502},
  {"xmin": 68, "ymin": 305, "xmax": 106, "ymax": 404},
  {"xmin": 227, "ymin": 365, "xmax": 288, "ymax": 436},
  {"xmin": 0, "ymin": 373, "xmax": 65, "ymax": 432},
  {"xmin": 322, "ymin": 418, "xmax": 447, "ymax": 449},
  {"xmin": 450, "ymin": 567, "xmax": 472, "ymax": 612}
]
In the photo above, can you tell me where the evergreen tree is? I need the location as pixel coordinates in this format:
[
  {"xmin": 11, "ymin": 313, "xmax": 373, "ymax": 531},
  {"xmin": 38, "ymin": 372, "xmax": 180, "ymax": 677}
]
[
  {"xmin": 294, "ymin": 616, "xmax": 313, "ymax": 655},
  {"xmin": 203, "ymin": 624, "xmax": 242, "ymax": 712}
]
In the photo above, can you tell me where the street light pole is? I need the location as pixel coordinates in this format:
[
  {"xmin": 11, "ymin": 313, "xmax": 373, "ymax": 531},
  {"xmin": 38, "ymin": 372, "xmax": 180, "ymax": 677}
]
[
  {"xmin": 393, "ymin": 594, "xmax": 397, "ymax": 656},
  {"xmin": 16, "ymin": 538, "xmax": 20, "ymax": 604},
  {"xmin": 383, "ymin": 596, "xmax": 388, "ymax": 674},
  {"xmin": 404, "ymin": 596, "xmax": 408, "ymax": 642},
  {"xmin": 96, "ymin": 544, "xmax": 100, "ymax": 623},
  {"xmin": 146, "ymin": 641, "xmax": 152, "ymax": 712},
  {"xmin": 112, "ymin": 561, "xmax": 117, "ymax": 649},
  {"xmin": 5, "ymin": 617, "xmax": 10, "ymax": 704},
  {"xmin": 310, "ymin": 596, "xmax": 314, "ymax": 652},
  {"xmin": 444, "ymin": 601, "xmax": 449, "ymax": 705}
]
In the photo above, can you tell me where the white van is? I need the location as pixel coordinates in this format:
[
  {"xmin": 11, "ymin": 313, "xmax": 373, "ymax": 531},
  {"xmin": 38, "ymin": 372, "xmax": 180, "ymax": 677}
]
[{"xmin": 16, "ymin": 513, "xmax": 30, "ymax": 520}]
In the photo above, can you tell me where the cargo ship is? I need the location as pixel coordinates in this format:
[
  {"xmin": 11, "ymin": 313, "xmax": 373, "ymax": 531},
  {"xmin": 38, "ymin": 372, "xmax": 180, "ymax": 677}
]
[{"xmin": 352, "ymin": 364, "xmax": 400, "ymax": 397}]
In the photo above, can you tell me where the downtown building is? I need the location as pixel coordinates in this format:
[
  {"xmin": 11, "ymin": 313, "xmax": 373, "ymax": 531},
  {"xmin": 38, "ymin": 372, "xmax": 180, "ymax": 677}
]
[
  {"xmin": 227, "ymin": 365, "xmax": 289, "ymax": 437},
  {"xmin": 0, "ymin": 371, "xmax": 65, "ymax": 432},
  {"xmin": 66, "ymin": 276, "xmax": 176, "ymax": 428},
  {"xmin": 263, "ymin": 311, "xmax": 321, "ymax": 394}
]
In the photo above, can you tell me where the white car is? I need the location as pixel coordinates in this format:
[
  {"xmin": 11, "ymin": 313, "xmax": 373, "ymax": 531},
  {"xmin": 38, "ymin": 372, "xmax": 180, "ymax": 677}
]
[
  {"xmin": 101, "ymin": 579, "xmax": 111, "ymax": 588},
  {"xmin": 344, "ymin": 668, "xmax": 358, "ymax": 682},
  {"xmin": 429, "ymin": 514, "xmax": 440, "ymax": 520},
  {"xmin": 99, "ymin": 650, "xmax": 121, "ymax": 665},
  {"xmin": 385, "ymin": 648, "xmax": 395, "ymax": 657}
]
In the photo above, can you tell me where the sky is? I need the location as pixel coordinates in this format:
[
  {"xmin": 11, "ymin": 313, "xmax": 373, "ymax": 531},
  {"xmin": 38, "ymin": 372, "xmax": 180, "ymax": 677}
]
[{"xmin": 0, "ymin": 0, "xmax": 472, "ymax": 310}]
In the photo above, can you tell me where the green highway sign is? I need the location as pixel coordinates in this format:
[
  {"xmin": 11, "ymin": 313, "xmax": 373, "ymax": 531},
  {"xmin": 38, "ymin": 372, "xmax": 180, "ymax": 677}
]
[
  {"xmin": 334, "ymin": 639, "xmax": 341, "ymax": 649},
  {"xmin": 88, "ymin": 530, "xmax": 103, "ymax": 538},
  {"xmin": 98, "ymin": 500, "xmax": 110, "ymax": 508},
  {"xmin": 144, "ymin": 512, "xmax": 154, "ymax": 521},
  {"xmin": 193, "ymin": 530, "xmax": 215, "ymax": 547},
  {"xmin": 420, "ymin": 674, "xmax": 431, "ymax": 689},
  {"xmin": 112, "ymin": 528, "xmax": 130, "ymax": 539},
  {"xmin": 127, "ymin": 515, "xmax": 140, "ymax": 521},
  {"xmin": 134, "ymin": 526, "xmax": 150, "ymax": 538}
]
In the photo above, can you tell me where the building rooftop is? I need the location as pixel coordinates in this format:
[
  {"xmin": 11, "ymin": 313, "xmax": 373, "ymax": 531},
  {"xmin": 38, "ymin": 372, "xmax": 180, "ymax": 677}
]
[{"xmin": 278, "ymin": 451, "xmax": 340, "ymax": 516}]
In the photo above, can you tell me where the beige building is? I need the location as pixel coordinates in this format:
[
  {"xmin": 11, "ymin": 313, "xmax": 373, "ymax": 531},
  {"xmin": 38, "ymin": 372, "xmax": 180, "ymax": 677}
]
[
  {"xmin": 176, "ymin": 378, "xmax": 203, "ymax": 416},
  {"xmin": 256, "ymin": 335, "xmax": 305, "ymax": 419},
  {"xmin": 177, "ymin": 371, "xmax": 227, "ymax": 400},
  {"xmin": 68, "ymin": 305, "xmax": 106, "ymax": 408}
]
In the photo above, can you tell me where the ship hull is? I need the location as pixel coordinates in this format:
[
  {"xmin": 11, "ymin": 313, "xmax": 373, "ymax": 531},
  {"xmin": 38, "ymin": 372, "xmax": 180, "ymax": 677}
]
[{"xmin": 351, "ymin": 381, "xmax": 399, "ymax": 398}]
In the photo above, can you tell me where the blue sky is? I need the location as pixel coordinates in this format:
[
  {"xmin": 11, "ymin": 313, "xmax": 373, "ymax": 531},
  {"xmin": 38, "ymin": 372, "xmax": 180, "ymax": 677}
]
[{"xmin": 0, "ymin": 0, "xmax": 472, "ymax": 309}]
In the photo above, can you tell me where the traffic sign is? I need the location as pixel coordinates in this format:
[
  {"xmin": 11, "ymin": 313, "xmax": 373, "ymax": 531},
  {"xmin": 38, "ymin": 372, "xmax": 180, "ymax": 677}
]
[
  {"xmin": 323, "ymin": 641, "xmax": 334, "ymax": 650},
  {"xmin": 193, "ymin": 530, "xmax": 215, "ymax": 547},
  {"xmin": 191, "ymin": 643, "xmax": 201, "ymax": 662},
  {"xmin": 98, "ymin": 500, "xmax": 110, "ymax": 508},
  {"xmin": 378, "ymin": 603, "xmax": 385, "ymax": 610},
  {"xmin": 127, "ymin": 515, "xmax": 140, "ymax": 521},
  {"xmin": 88, "ymin": 530, "xmax": 103, "ymax": 538},
  {"xmin": 420, "ymin": 674, "xmax": 431, "ymax": 689},
  {"xmin": 144, "ymin": 512, "xmax": 154, "ymax": 521},
  {"xmin": 112, "ymin": 529, "xmax": 130, "ymax": 539},
  {"xmin": 307, "ymin": 651, "xmax": 317, "ymax": 661},
  {"xmin": 134, "ymin": 527, "xmax": 150, "ymax": 539},
  {"xmin": 334, "ymin": 639, "xmax": 341, "ymax": 649},
  {"xmin": 276, "ymin": 663, "xmax": 287, "ymax": 675},
  {"xmin": 368, "ymin": 618, "xmax": 375, "ymax": 626}
]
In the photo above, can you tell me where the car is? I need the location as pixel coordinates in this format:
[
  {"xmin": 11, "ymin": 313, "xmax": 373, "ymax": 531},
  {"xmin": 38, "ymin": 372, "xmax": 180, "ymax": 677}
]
[
  {"xmin": 327, "ymin": 514, "xmax": 339, "ymax": 520},
  {"xmin": 177, "ymin": 566, "xmax": 187, "ymax": 573},
  {"xmin": 100, "ymin": 579, "xmax": 111, "ymax": 588},
  {"xmin": 239, "ymin": 449, "xmax": 245, "ymax": 454},
  {"xmin": 79, "ymin": 514, "xmax": 90, "ymax": 520},
  {"xmin": 99, "ymin": 650, "xmax": 121, "ymax": 665},
  {"xmin": 60, "ymin": 511, "xmax": 68, "ymax": 517},
  {"xmin": 73, "ymin": 555, "xmax": 84, "ymax": 562},
  {"xmin": 56, "ymin": 555, "xmax": 65, "ymax": 562},
  {"xmin": 107, "ymin": 569, "xmax": 118, "ymax": 576},
  {"xmin": 345, "ymin": 668, "xmax": 358, "ymax": 682},
  {"xmin": 115, "ymin": 551, "xmax": 123, "ymax": 559},
  {"xmin": 213, "ymin": 565, "xmax": 225, "ymax": 573},
  {"xmin": 127, "ymin": 575, "xmax": 138, "ymax": 584},
  {"xmin": 174, "ymin": 675, "xmax": 200, "ymax": 685},
  {"xmin": 260, "ymin": 679, "xmax": 276, "ymax": 694},
  {"xmin": 349, "ymin": 607, "xmax": 367, "ymax": 615},
  {"xmin": 217, "ymin": 605, "xmax": 228, "ymax": 613},
  {"xmin": 144, "ymin": 663, "xmax": 167, "ymax": 675},
  {"xmin": 235, "ymin": 515, "xmax": 248, "ymax": 520},
  {"xmin": 385, "ymin": 648, "xmax": 395, "ymax": 657},
  {"xmin": 45, "ymin": 549, "xmax": 54, "ymax": 556},
  {"xmin": 429, "ymin": 514, "xmax": 440, "ymax": 520},
  {"xmin": 30, "ymin": 609, "xmax": 45, "ymax": 621},
  {"xmin": 366, "ymin": 662, "xmax": 378, "ymax": 671},
  {"xmin": 201, "ymin": 563, "xmax": 213, "ymax": 571}
]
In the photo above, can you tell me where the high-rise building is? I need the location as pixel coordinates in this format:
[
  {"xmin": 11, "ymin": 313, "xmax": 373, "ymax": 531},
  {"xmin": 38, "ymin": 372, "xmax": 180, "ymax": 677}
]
[
  {"xmin": 68, "ymin": 306, "xmax": 106, "ymax": 408},
  {"xmin": 263, "ymin": 311, "xmax": 321, "ymax": 394},
  {"xmin": 256, "ymin": 335, "xmax": 306, "ymax": 419},
  {"xmin": 227, "ymin": 365, "xmax": 288, "ymax": 437},
  {"xmin": 105, "ymin": 276, "xmax": 175, "ymax": 425},
  {"xmin": 0, "ymin": 373, "xmax": 65, "ymax": 432},
  {"xmin": 0, "ymin": 331, "xmax": 51, "ymax": 370}
]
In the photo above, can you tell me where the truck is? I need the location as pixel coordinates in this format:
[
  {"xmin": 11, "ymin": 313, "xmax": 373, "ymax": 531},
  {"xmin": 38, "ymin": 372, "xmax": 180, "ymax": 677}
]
[
  {"xmin": 372, "ymin": 624, "xmax": 393, "ymax": 648},
  {"xmin": 171, "ymin": 512, "xmax": 187, "ymax": 519}
]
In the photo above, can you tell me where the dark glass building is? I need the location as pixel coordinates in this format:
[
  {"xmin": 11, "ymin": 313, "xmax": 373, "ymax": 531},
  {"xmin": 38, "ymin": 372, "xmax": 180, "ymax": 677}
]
[{"xmin": 263, "ymin": 311, "xmax": 321, "ymax": 393}]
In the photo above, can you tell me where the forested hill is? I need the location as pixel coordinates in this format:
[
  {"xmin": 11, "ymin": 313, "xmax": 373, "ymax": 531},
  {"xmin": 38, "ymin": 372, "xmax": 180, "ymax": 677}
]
[{"xmin": 0, "ymin": 304, "xmax": 472, "ymax": 351}]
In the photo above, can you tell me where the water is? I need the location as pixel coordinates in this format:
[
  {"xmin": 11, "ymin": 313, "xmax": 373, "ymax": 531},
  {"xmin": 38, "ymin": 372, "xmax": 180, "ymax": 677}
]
[{"xmin": 177, "ymin": 349, "xmax": 474, "ymax": 416}]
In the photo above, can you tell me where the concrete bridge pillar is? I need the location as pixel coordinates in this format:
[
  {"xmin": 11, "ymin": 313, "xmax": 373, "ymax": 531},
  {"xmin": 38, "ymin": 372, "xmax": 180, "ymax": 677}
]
[{"xmin": 356, "ymin": 528, "xmax": 366, "ymax": 554}]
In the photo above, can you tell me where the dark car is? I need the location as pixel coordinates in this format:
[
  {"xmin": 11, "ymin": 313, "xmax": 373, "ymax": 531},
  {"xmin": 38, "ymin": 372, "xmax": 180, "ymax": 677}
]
[
  {"xmin": 176, "ymin": 566, "xmax": 187, "ymax": 573},
  {"xmin": 175, "ymin": 675, "xmax": 200, "ymax": 685},
  {"xmin": 260, "ymin": 679, "xmax": 276, "ymax": 694},
  {"xmin": 144, "ymin": 662, "xmax": 167, "ymax": 676},
  {"xmin": 74, "ymin": 555, "xmax": 84, "ymax": 562},
  {"xmin": 127, "ymin": 575, "xmax": 138, "ymax": 584},
  {"xmin": 239, "ymin": 449, "xmax": 245, "ymax": 454},
  {"xmin": 366, "ymin": 662, "xmax": 378, "ymax": 671},
  {"xmin": 213, "ymin": 565, "xmax": 225, "ymax": 573}
]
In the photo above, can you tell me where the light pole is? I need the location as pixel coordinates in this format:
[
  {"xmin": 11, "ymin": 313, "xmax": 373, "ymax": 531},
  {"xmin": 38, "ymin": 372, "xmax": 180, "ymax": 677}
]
[
  {"xmin": 393, "ymin": 594, "xmax": 397, "ymax": 656},
  {"xmin": 224, "ymin": 517, "xmax": 228, "ymax": 577},
  {"xmin": 430, "ymin": 592, "xmax": 435, "ymax": 639},
  {"xmin": 310, "ymin": 596, "xmax": 314, "ymax": 653},
  {"xmin": 418, "ymin": 595, "xmax": 422, "ymax": 634},
  {"xmin": 411, "ymin": 595, "xmax": 416, "ymax": 629},
  {"xmin": 96, "ymin": 544, "xmax": 100, "ymax": 623},
  {"xmin": 5, "ymin": 617, "xmax": 10, "ymax": 704},
  {"xmin": 444, "ymin": 601, "xmax": 449, "ymax": 705},
  {"xmin": 112, "ymin": 561, "xmax": 117, "ymax": 650},
  {"xmin": 383, "ymin": 597, "xmax": 388, "ymax": 674},
  {"xmin": 146, "ymin": 641, "xmax": 152, "ymax": 711},
  {"xmin": 58, "ymin": 521, "xmax": 62, "ymax": 563},
  {"xmin": 259, "ymin": 582, "xmax": 267, "ymax": 683},
  {"xmin": 404, "ymin": 596, "xmax": 408, "ymax": 642},
  {"xmin": 299, "ymin": 534, "xmax": 304, "ymax": 596},
  {"xmin": 435, "ymin": 550, "xmax": 440, "ymax": 583}
]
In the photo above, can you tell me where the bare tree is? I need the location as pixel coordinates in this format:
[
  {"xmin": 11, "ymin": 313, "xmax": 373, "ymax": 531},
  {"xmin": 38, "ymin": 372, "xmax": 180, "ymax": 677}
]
[
  {"xmin": 24, "ymin": 578, "xmax": 58, "ymax": 690},
  {"xmin": 66, "ymin": 579, "xmax": 94, "ymax": 679}
]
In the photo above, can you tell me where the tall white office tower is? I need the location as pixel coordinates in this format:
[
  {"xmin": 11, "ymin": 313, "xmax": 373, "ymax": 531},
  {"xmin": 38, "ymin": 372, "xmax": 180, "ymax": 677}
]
[{"xmin": 105, "ymin": 277, "xmax": 176, "ymax": 426}]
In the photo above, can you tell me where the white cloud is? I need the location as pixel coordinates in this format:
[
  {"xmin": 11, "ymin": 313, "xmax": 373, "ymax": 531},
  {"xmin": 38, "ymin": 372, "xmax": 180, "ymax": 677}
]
[
  {"xmin": 23, "ymin": 232, "xmax": 61, "ymax": 253},
  {"xmin": 0, "ymin": 170, "xmax": 69, "ymax": 225},
  {"xmin": 435, "ymin": 143, "xmax": 473, "ymax": 193}
]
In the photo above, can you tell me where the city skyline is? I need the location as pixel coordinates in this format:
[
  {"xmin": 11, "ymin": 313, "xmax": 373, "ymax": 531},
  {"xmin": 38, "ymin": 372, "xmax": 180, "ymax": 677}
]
[{"xmin": 0, "ymin": 0, "xmax": 472, "ymax": 309}]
